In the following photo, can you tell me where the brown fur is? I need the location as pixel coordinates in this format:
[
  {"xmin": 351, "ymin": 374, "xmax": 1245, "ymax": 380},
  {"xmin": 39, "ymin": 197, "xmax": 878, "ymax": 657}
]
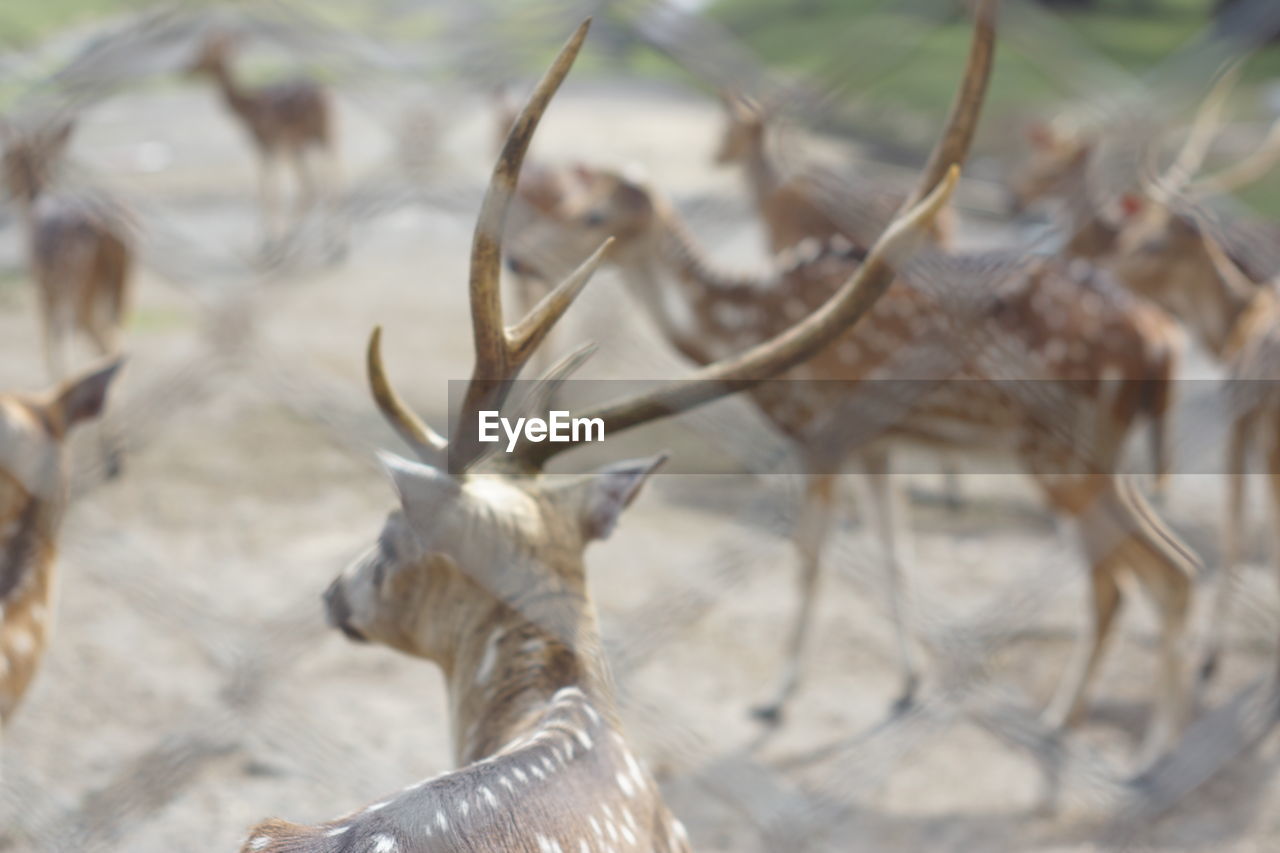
[
  {"xmin": 0, "ymin": 364, "xmax": 120, "ymax": 727},
  {"xmin": 1, "ymin": 118, "xmax": 133, "ymax": 381},
  {"xmin": 513, "ymin": 167, "xmax": 1196, "ymax": 764},
  {"xmin": 715, "ymin": 94, "xmax": 955, "ymax": 255}
]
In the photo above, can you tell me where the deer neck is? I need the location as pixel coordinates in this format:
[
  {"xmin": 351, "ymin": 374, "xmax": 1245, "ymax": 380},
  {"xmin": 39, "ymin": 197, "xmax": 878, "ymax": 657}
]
[
  {"xmin": 446, "ymin": 598, "xmax": 617, "ymax": 767},
  {"xmin": 1202, "ymin": 270, "xmax": 1259, "ymax": 359},
  {"xmin": 0, "ymin": 475, "xmax": 57, "ymax": 723},
  {"xmin": 741, "ymin": 132, "xmax": 780, "ymax": 208},
  {"xmin": 205, "ymin": 60, "xmax": 256, "ymax": 122},
  {"xmin": 616, "ymin": 199, "xmax": 773, "ymax": 367}
]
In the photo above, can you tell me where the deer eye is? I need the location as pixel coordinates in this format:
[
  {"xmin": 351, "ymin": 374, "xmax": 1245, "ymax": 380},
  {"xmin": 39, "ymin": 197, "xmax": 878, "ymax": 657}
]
[{"xmin": 582, "ymin": 210, "xmax": 607, "ymax": 227}]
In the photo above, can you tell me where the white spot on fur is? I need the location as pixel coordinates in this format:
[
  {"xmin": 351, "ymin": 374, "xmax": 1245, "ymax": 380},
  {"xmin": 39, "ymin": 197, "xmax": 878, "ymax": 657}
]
[
  {"xmin": 537, "ymin": 835, "xmax": 564, "ymax": 853},
  {"xmin": 617, "ymin": 771, "xmax": 635, "ymax": 797},
  {"xmin": 435, "ymin": 811, "xmax": 449, "ymax": 832},
  {"xmin": 369, "ymin": 834, "xmax": 396, "ymax": 853},
  {"xmin": 248, "ymin": 837, "xmax": 270, "ymax": 851},
  {"xmin": 325, "ymin": 825, "xmax": 350, "ymax": 837}
]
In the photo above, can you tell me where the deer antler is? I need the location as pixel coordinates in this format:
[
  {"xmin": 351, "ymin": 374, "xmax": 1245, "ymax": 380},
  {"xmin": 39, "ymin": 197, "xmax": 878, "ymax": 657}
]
[
  {"xmin": 1191, "ymin": 115, "xmax": 1280, "ymax": 196},
  {"xmin": 367, "ymin": 326, "xmax": 448, "ymax": 467},
  {"xmin": 368, "ymin": 20, "xmax": 614, "ymax": 473},
  {"xmin": 1146, "ymin": 57, "xmax": 1245, "ymax": 203},
  {"xmin": 514, "ymin": 0, "xmax": 998, "ymax": 469}
]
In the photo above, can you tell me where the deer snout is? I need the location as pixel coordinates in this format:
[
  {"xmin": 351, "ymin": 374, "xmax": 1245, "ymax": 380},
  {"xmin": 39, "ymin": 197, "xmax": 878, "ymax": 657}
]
[{"xmin": 323, "ymin": 578, "xmax": 368, "ymax": 643}]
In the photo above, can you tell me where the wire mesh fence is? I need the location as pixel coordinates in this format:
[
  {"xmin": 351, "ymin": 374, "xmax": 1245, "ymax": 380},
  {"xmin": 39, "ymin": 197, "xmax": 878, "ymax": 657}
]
[{"xmin": 2, "ymin": 1, "xmax": 1280, "ymax": 851}]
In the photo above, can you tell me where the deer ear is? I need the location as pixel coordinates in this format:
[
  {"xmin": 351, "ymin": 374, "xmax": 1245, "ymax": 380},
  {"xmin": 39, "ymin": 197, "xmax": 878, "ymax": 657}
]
[
  {"xmin": 378, "ymin": 451, "xmax": 461, "ymax": 529},
  {"xmin": 52, "ymin": 358, "xmax": 123, "ymax": 433},
  {"xmin": 576, "ymin": 454, "xmax": 667, "ymax": 541}
]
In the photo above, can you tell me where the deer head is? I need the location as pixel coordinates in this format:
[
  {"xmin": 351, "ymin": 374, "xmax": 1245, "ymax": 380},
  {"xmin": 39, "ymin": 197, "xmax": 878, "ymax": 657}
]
[
  {"xmin": 1103, "ymin": 59, "xmax": 1280, "ymax": 355},
  {"xmin": 0, "ymin": 360, "xmax": 121, "ymax": 721},
  {"xmin": 1007, "ymin": 119, "xmax": 1092, "ymax": 214},
  {"xmin": 0, "ymin": 115, "xmax": 76, "ymax": 205},
  {"xmin": 188, "ymin": 30, "xmax": 238, "ymax": 77}
]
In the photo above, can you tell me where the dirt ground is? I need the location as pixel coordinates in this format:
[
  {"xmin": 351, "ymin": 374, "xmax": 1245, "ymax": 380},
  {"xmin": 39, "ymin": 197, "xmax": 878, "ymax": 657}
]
[{"xmin": 2, "ymin": 72, "xmax": 1280, "ymax": 853}]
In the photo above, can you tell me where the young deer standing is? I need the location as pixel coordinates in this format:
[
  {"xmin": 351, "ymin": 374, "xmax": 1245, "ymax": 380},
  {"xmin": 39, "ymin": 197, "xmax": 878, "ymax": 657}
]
[
  {"xmin": 189, "ymin": 32, "xmax": 339, "ymax": 249},
  {"xmin": 1, "ymin": 116, "xmax": 132, "ymax": 387},
  {"xmin": 240, "ymin": 16, "xmax": 966, "ymax": 852},
  {"xmin": 0, "ymin": 361, "xmax": 121, "ymax": 727},
  {"xmin": 513, "ymin": 0, "xmax": 1199, "ymax": 768}
]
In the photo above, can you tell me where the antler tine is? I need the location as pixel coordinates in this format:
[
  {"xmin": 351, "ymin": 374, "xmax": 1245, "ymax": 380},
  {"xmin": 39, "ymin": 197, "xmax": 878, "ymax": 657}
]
[
  {"xmin": 452, "ymin": 19, "xmax": 594, "ymax": 471},
  {"xmin": 367, "ymin": 327, "xmax": 449, "ymax": 468},
  {"xmin": 509, "ymin": 237, "xmax": 614, "ymax": 366},
  {"xmin": 1149, "ymin": 57, "xmax": 1244, "ymax": 202},
  {"xmin": 1191, "ymin": 115, "xmax": 1280, "ymax": 196},
  {"xmin": 513, "ymin": 0, "xmax": 998, "ymax": 470}
]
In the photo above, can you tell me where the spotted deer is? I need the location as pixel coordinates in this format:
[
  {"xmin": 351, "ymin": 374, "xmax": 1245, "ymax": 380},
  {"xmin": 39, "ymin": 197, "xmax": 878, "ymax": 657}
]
[
  {"xmin": 0, "ymin": 116, "xmax": 132, "ymax": 387},
  {"xmin": 513, "ymin": 1, "xmax": 1201, "ymax": 767},
  {"xmin": 0, "ymin": 360, "xmax": 121, "ymax": 728},
  {"xmin": 1094, "ymin": 77, "xmax": 1280, "ymax": 683},
  {"xmin": 239, "ymin": 17, "xmax": 965, "ymax": 852},
  {"xmin": 189, "ymin": 31, "xmax": 339, "ymax": 247}
]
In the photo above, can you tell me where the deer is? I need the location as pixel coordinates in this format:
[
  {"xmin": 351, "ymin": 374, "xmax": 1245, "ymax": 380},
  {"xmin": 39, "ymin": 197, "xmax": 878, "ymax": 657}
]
[
  {"xmin": 510, "ymin": 0, "xmax": 1203, "ymax": 769},
  {"xmin": 188, "ymin": 31, "xmax": 339, "ymax": 250},
  {"xmin": 1089, "ymin": 74, "xmax": 1280, "ymax": 684},
  {"xmin": 713, "ymin": 90, "xmax": 956, "ymax": 266},
  {"xmin": 238, "ymin": 13, "xmax": 970, "ymax": 851},
  {"xmin": 0, "ymin": 116, "xmax": 133, "ymax": 386},
  {"xmin": 0, "ymin": 360, "xmax": 122, "ymax": 728}
]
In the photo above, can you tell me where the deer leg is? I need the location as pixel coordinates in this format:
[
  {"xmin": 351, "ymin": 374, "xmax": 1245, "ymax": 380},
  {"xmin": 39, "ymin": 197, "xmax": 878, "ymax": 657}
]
[
  {"xmin": 1042, "ymin": 550, "xmax": 1122, "ymax": 731},
  {"xmin": 1266, "ymin": 416, "xmax": 1280, "ymax": 685},
  {"xmin": 858, "ymin": 448, "xmax": 920, "ymax": 710},
  {"xmin": 751, "ymin": 469, "xmax": 836, "ymax": 726},
  {"xmin": 1199, "ymin": 411, "xmax": 1255, "ymax": 683},
  {"xmin": 37, "ymin": 287, "xmax": 67, "ymax": 382},
  {"xmin": 1107, "ymin": 481, "xmax": 1193, "ymax": 770},
  {"xmin": 258, "ymin": 152, "xmax": 282, "ymax": 249},
  {"xmin": 291, "ymin": 150, "xmax": 317, "ymax": 232}
]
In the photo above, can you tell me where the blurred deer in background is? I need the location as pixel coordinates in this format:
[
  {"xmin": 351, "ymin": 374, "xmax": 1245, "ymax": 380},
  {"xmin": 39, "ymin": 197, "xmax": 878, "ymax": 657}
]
[
  {"xmin": 0, "ymin": 361, "xmax": 121, "ymax": 729},
  {"xmin": 189, "ymin": 31, "xmax": 340, "ymax": 252},
  {"xmin": 713, "ymin": 90, "xmax": 956, "ymax": 262},
  {"xmin": 0, "ymin": 116, "xmax": 132, "ymax": 386},
  {"xmin": 714, "ymin": 88, "xmax": 966, "ymax": 505},
  {"xmin": 241, "ymin": 16, "xmax": 964, "ymax": 852},
  {"xmin": 1095, "ymin": 70, "xmax": 1280, "ymax": 685},
  {"xmin": 514, "ymin": 0, "xmax": 1199, "ymax": 769}
]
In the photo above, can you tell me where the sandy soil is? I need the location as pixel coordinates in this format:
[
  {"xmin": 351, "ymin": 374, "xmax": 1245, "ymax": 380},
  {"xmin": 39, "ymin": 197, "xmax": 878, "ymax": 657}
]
[{"xmin": 1, "ymin": 74, "xmax": 1279, "ymax": 853}]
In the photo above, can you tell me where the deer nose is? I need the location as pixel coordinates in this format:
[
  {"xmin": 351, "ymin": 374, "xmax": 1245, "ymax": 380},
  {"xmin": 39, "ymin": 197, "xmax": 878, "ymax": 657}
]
[{"xmin": 323, "ymin": 579, "xmax": 367, "ymax": 643}]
